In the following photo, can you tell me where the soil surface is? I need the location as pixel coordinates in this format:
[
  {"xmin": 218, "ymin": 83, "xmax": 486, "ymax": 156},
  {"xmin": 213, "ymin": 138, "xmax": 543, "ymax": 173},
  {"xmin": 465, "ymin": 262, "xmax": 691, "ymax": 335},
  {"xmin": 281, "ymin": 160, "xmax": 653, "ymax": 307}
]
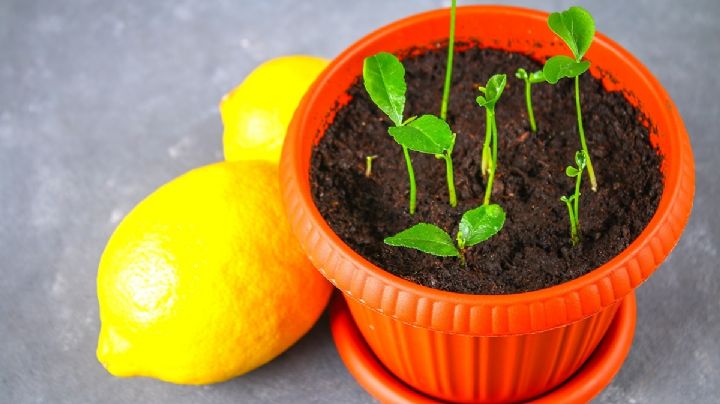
[{"xmin": 310, "ymin": 46, "xmax": 663, "ymax": 294}]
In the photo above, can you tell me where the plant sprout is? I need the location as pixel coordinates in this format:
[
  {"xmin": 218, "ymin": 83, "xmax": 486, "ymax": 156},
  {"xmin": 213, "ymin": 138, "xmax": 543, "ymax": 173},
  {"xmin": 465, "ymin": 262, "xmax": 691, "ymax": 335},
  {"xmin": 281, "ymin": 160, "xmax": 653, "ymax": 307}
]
[
  {"xmin": 365, "ymin": 155, "xmax": 378, "ymax": 177},
  {"xmin": 476, "ymin": 74, "xmax": 506, "ymax": 205},
  {"xmin": 543, "ymin": 6, "xmax": 598, "ymax": 191},
  {"xmin": 364, "ymin": 52, "xmax": 458, "ymax": 211},
  {"xmin": 560, "ymin": 150, "xmax": 587, "ymax": 246},
  {"xmin": 384, "ymin": 204, "xmax": 505, "ymax": 263},
  {"xmin": 363, "ymin": 52, "xmax": 417, "ymax": 213},
  {"xmin": 388, "ymin": 115, "xmax": 457, "ymax": 207},
  {"xmin": 514, "ymin": 68, "xmax": 545, "ymax": 132},
  {"xmin": 440, "ymin": 0, "xmax": 456, "ymax": 121}
]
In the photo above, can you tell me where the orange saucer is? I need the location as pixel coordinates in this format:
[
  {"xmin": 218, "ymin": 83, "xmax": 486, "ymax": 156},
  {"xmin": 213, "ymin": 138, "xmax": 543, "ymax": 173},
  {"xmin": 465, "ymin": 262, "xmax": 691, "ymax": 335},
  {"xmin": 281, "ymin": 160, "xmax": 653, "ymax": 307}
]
[{"xmin": 330, "ymin": 292, "xmax": 636, "ymax": 404}]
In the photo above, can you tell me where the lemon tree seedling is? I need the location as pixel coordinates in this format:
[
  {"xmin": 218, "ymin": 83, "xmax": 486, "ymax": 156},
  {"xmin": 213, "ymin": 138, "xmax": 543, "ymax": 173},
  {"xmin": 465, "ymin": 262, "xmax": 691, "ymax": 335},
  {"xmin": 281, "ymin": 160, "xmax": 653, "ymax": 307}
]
[
  {"xmin": 384, "ymin": 204, "xmax": 505, "ymax": 263},
  {"xmin": 363, "ymin": 52, "xmax": 418, "ymax": 213},
  {"xmin": 364, "ymin": 52, "xmax": 458, "ymax": 210},
  {"xmin": 561, "ymin": 150, "xmax": 587, "ymax": 245},
  {"xmin": 514, "ymin": 68, "xmax": 545, "ymax": 132},
  {"xmin": 476, "ymin": 74, "xmax": 506, "ymax": 206},
  {"xmin": 543, "ymin": 6, "xmax": 598, "ymax": 191},
  {"xmin": 388, "ymin": 115, "xmax": 458, "ymax": 207}
]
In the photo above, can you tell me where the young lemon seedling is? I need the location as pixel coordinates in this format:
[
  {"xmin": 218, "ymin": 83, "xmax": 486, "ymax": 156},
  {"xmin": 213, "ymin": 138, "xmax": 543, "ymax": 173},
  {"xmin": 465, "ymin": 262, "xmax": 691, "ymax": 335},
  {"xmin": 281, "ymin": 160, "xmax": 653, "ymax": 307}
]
[
  {"xmin": 364, "ymin": 52, "xmax": 459, "ymax": 210},
  {"xmin": 514, "ymin": 68, "xmax": 545, "ymax": 132},
  {"xmin": 543, "ymin": 6, "xmax": 598, "ymax": 191},
  {"xmin": 363, "ymin": 52, "xmax": 417, "ymax": 213},
  {"xmin": 388, "ymin": 115, "xmax": 458, "ymax": 207},
  {"xmin": 384, "ymin": 204, "xmax": 505, "ymax": 264},
  {"xmin": 476, "ymin": 74, "xmax": 506, "ymax": 205},
  {"xmin": 561, "ymin": 150, "xmax": 587, "ymax": 246}
]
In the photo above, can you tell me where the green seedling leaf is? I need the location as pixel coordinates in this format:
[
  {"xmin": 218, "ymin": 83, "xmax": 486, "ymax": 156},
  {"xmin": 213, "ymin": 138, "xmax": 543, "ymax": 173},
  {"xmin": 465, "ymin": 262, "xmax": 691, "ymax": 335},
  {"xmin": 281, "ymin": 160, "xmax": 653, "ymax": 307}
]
[
  {"xmin": 560, "ymin": 195, "xmax": 576, "ymax": 204},
  {"xmin": 543, "ymin": 55, "xmax": 590, "ymax": 84},
  {"xmin": 384, "ymin": 223, "xmax": 460, "ymax": 257},
  {"xmin": 457, "ymin": 204, "xmax": 506, "ymax": 248},
  {"xmin": 388, "ymin": 114, "xmax": 454, "ymax": 154},
  {"xmin": 363, "ymin": 52, "xmax": 406, "ymax": 126},
  {"xmin": 548, "ymin": 6, "xmax": 595, "ymax": 60},
  {"xmin": 476, "ymin": 74, "xmax": 507, "ymax": 108},
  {"xmin": 566, "ymin": 165, "xmax": 579, "ymax": 177},
  {"xmin": 529, "ymin": 70, "xmax": 545, "ymax": 84},
  {"xmin": 575, "ymin": 150, "xmax": 587, "ymax": 169}
]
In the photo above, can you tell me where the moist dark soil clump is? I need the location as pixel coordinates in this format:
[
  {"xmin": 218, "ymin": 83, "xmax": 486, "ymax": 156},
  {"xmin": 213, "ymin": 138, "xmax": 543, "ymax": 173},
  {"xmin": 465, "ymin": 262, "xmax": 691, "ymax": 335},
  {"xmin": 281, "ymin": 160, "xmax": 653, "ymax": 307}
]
[{"xmin": 310, "ymin": 46, "xmax": 663, "ymax": 295}]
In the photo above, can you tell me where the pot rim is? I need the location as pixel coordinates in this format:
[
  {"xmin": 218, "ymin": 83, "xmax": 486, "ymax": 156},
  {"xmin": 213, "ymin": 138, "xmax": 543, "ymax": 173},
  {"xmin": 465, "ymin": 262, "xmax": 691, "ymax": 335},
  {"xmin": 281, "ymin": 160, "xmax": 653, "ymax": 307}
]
[{"xmin": 280, "ymin": 5, "xmax": 694, "ymax": 335}]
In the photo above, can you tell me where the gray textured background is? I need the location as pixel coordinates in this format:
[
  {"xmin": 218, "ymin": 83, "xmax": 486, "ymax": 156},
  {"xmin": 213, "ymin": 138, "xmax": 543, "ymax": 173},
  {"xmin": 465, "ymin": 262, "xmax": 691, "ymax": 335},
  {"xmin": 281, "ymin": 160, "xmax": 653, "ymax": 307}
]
[{"xmin": 1, "ymin": 0, "xmax": 718, "ymax": 403}]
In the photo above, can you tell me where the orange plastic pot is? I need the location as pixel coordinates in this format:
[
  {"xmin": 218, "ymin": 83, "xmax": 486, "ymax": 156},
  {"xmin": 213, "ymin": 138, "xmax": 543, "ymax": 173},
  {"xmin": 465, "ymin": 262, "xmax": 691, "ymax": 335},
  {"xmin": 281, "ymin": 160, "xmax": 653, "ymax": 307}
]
[
  {"xmin": 280, "ymin": 5, "xmax": 694, "ymax": 403},
  {"xmin": 329, "ymin": 291, "xmax": 637, "ymax": 403}
]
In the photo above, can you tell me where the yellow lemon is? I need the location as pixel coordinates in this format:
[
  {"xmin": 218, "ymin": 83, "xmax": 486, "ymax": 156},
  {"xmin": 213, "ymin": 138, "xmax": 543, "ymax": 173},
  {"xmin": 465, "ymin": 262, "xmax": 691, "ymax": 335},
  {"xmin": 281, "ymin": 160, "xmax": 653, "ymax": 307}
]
[
  {"xmin": 96, "ymin": 161, "xmax": 332, "ymax": 384},
  {"xmin": 220, "ymin": 55, "xmax": 328, "ymax": 163}
]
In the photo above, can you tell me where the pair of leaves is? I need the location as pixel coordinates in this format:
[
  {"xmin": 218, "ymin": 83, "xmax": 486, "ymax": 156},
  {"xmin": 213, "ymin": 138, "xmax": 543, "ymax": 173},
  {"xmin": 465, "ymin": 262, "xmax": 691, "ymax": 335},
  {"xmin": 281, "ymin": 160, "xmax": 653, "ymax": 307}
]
[
  {"xmin": 384, "ymin": 204, "xmax": 506, "ymax": 257},
  {"xmin": 543, "ymin": 7, "xmax": 595, "ymax": 84},
  {"xmin": 515, "ymin": 68, "xmax": 545, "ymax": 84},
  {"xmin": 363, "ymin": 52, "xmax": 406, "ymax": 126},
  {"xmin": 560, "ymin": 194, "xmax": 577, "ymax": 204},
  {"xmin": 363, "ymin": 53, "xmax": 454, "ymax": 155},
  {"xmin": 388, "ymin": 115, "xmax": 454, "ymax": 154},
  {"xmin": 565, "ymin": 150, "xmax": 587, "ymax": 177},
  {"xmin": 476, "ymin": 74, "xmax": 507, "ymax": 109}
]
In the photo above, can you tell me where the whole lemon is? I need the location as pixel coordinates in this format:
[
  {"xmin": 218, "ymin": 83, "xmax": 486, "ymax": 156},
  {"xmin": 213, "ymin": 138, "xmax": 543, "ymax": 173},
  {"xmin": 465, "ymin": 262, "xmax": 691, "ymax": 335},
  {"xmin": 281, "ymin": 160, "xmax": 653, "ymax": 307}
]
[
  {"xmin": 220, "ymin": 55, "xmax": 328, "ymax": 163},
  {"xmin": 96, "ymin": 161, "xmax": 332, "ymax": 384}
]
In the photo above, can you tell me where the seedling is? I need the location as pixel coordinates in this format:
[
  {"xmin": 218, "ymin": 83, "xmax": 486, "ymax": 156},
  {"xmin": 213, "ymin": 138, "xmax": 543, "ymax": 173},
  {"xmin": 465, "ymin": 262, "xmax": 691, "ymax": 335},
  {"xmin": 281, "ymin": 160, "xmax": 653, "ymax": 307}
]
[
  {"xmin": 365, "ymin": 155, "xmax": 378, "ymax": 177},
  {"xmin": 440, "ymin": 0, "xmax": 457, "ymax": 121},
  {"xmin": 363, "ymin": 52, "xmax": 417, "ymax": 213},
  {"xmin": 514, "ymin": 68, "xmax": 545, "ymax": 132},
  {"xmin": 543, "ymin": 6, "xmax": 598, "ymax": 192},
  {"xmin": 384, "ymin": 204, "xmax": 505, "ymax": 263},
  {"xmin": 388, "ymin": 115, "xmax": 458, "ymax": 207},
  {"xmin": 560, "ymin": 150, "xmax": 587, "ymax": 246},
  {"xmin": 476, "ymin": 74, "xmax": 507, "ymax": 205}
]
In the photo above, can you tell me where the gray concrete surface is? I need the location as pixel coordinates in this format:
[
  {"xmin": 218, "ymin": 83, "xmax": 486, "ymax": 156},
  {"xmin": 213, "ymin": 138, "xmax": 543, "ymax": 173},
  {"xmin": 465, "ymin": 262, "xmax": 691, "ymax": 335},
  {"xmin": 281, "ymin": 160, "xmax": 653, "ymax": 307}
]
[{"xmin": 1, "ymin": 0, "xmax": 718, "ymax": 403}]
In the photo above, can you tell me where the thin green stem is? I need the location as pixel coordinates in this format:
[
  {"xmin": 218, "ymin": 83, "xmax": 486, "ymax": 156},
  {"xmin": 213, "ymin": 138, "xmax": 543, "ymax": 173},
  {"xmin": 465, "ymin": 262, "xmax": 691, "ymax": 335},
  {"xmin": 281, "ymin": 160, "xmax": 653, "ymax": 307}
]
[
  {"xmin": 440, "ymin": 0, "xmax": 456, "ymax": 121},
  {"xmin": 444, "ymin": 152, "xmax": 457, "ymax": 207},
  {"xmin": 481, "ymin": 108, "xmax": 492, "ymax": 177},
  {"xmin": 564, "ymin": 200, "xmax": 577, "ymax": 245},
  {"xmin": 575, "ymin": 75, "xmax": 597, "ymax": 191},
  {"xmin": 402, "ymin": 146, "xmax": 416, "ymax": 215},
  {"xmin": 525, "ymin": 79, "xmax": 537, "ymax": 132},
  {"xmin": 483, "ymin": 113, "xmax": 498, "ymax": 205},
  {"xmin": 573, "ymin": 165, "xmax": 582, "ymax": 237}
]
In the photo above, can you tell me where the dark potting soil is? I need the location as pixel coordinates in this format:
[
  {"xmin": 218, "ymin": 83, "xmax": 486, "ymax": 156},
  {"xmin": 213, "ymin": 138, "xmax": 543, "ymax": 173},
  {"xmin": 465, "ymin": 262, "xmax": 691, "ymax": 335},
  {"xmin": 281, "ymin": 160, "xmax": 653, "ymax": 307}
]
[{"xmin": 310, "ymin": 46, "xmax": 663, "ymax": 295}]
